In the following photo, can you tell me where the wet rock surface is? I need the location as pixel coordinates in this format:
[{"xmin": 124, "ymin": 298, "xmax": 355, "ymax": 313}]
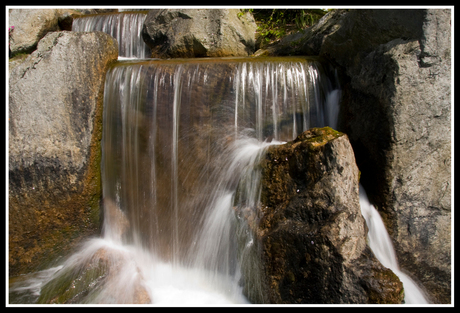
[
  {"xmin": 37, "ymin": 246, "xmax": 151, "ymax": 304},
  {"xmin": 239, "ymin": 127, "xmax": 404, "ymax": 304}
]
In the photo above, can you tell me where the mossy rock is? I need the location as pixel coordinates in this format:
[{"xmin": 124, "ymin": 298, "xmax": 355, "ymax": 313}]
[
  {"xmin": 37, "ymin": 257, "xmax": 109, "ymax": 304},
  {"xmin": 258, "ymin": 127, "xmax": 345, "ymax": 211}
]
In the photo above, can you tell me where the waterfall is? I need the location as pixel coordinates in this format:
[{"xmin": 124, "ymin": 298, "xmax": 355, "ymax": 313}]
[
  {"xmin": 359, "ymin": 185, "xmax": 429, "ymax": 304},
  {"xmin": 10, "ymin": 12, "xmax": 430, "ymax": 303},
  {"xmin": 7, "ymin": 53, "xmax": 431, "ymax": 304},
  {"xmin": 9, "ymin": 54, "xmax": 431, "ymax": 304},
  {"xmin": 72, "ymin": 12, "xmax": 151, "ymax": 59},
  {"xmin": 8, "ymin": 57, "xmax": 341, "ymax": 304},
  {"xmin": 98, "ymin": 57, "xmax": 341, "ymax": 304}
]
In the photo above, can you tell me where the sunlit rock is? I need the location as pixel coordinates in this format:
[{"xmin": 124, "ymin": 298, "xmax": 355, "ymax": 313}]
[
  {"xmin": 142, "ymin": 9, "xmax": 257, "ymax": 58},
  {"xmin": 8, "ymin": 31, "xmax": 118, "ymax": 276}
]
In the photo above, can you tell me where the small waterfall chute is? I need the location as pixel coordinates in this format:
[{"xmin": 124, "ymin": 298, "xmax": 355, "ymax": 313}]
[
  {"xmin": 72, "ymin": 12, "xmax": 152, "ymax": 59},
  {"xmin": 359, "ymin": 185, "xmax": 429, "ymax": 304}
]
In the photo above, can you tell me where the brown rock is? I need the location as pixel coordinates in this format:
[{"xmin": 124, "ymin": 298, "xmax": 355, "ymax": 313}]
[{"xmin": 237, "ymin": 127, "xmax": 404, "ymax": 304}]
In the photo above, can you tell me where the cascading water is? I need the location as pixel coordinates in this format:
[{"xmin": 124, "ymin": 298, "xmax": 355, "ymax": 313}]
[
  {"xmin": 358, "ymin": 186, "xmax": 429, "ymax": 304},
  {"xmin": 72, "ymin": 11, "xmax": 151, "ymax": 59},
  {"xmin": 9, "ymin": 11, "xmax": 430, "ymax": 305},
  {"xmin": 97, "ymin": 57, "xmax": 341, "ymax": 304},
  {"xmin": 8, "ymin": 56, "xmax": 341, "ymax": 304}
]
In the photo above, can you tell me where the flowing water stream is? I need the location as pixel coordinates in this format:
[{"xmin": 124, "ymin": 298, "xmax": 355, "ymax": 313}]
[
  {"xmin": 9, "ymin": 56, "xmax": 341, "ymax": 304},
  {"xmin": 9, "ymin": 11, "xmax": 429, "ymax": 305},
  {"xmin": 72, "ymin": 11, "xmax": 151, "ymax": 59},
  {"xmin": 358, "ymin": 186, "xmax": 429, "ymax": 304}
]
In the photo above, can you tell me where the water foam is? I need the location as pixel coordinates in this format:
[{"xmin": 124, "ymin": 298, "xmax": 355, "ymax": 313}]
[{"xmin": 359, "ymin": 185, "xmax": 429, "ymax": 304}]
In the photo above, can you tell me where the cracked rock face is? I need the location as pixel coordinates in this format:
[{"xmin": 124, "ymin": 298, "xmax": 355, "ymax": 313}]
[
  {"xmin": 338, "ymin": 11, "xmax": 451, "ymax": 304},
  {"xmin": 8, "ymin": 31, "xmax": 118, "ymax": 277}
]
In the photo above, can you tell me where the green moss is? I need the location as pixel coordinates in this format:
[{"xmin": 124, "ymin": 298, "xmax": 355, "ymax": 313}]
[
  {"xmin": 257, "ymin": 126, "xmax": 345, "ymax": 227},
  {"xmin": 296, "ymin": 126, "xmax": 342, "ymax": 142},
  {"xmin": 9, "ymin": 52, "xmax": 29, "ymax": 61},
  {"xmin": 37, "ymin": 257, "xmax": 108, "ymax": 304}
]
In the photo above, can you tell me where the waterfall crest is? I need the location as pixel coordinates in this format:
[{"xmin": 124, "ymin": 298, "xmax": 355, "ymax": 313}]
[{"xmin": 72, "ymin": 12, "xmax": 151, "ymax": 58}]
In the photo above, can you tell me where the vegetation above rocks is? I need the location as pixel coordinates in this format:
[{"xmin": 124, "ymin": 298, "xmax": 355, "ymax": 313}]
[{"xmin": 241, "ymin": 9, "xmax": 328, "ymax": 48}]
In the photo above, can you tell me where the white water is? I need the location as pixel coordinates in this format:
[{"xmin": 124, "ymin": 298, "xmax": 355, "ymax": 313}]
[
  {"xmin": 9, "ymin": 55, "xmax": 430, "ymax": 304},
  {"xmin": 359, "ymin": 185, "xmax": 429, "ymax": 304},
  {"xmin": 9, "ymin": 9, "xmax": 433, "ymax": 305},
  {"xmin": 8, "ymin": 57, "xmax": 342, "ymax": 305},
  {"xmin": 9, "ymin": 138, "xmax": 281, "ymax": 305},
  {"xmin": 72, "ymin": 12, "xmax": 151, "ymax": 58}
]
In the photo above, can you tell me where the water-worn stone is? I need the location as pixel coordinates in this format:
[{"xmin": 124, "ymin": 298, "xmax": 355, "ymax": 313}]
[
  {"xmin": 37, "ymin": 246, "xmax": 151, "ymax": 304},
  {"xmin": 8, "ymin": 31, "xmax": 118, "ymax": 277},
  {"xmin": 142, "ymin": 8, "xmax": 257, "ymax": 58},
  {"xmin": 238, "ymin": 127, "xmax": 404, "ymax": 304},
  {"xmin": 256, "ymin": 9, "xmax": 452, "ymax": 303}
]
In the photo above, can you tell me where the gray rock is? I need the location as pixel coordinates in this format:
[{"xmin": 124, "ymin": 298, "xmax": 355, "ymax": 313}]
[
  {"xmin": 142, "ymin": 9, "xmax": 257, "ymax": 58},
  {"xmin": 8, "ymin": 8, "xmax": 84, "ymax": 56},
  {"xmin": 237, "ymin": 127, "xmax": 404, "ymax": 304},
  {"xmin": 9, "ymin": 9, "xmax": 61, "ymax": 56},
  {"xmin": 256, "ymin": 8, "xmax": 452, "ymax": 303},
  {"xmin": 8, "ymin": 31, "xmax": 118, "ymax": 276},
  {"xmin": 339, "ymin": 11, "xmax": 452, "ymax": 304}
]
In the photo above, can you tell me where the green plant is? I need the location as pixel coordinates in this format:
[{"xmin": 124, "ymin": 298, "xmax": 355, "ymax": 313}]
[{"xmin": 241, "ymin": 9, "xmax": 327, "ymax": 45}]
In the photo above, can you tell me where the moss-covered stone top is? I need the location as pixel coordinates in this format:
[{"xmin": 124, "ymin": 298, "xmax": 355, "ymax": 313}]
[
  {"xmin": 291, "ymin": 126, "xmax": 344, "ymax": 149},
  {"xmin": 256, "ymin": 127, "xmax": 345, "ymax": 226}
]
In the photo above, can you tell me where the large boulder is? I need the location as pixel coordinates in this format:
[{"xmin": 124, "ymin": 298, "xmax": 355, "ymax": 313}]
[
  {"xmin": 237, "ymin": 127, "xmax": 404, "ymax": 304},
  {"xmin": 332, "ymin": 10, "xmax": 451, "ymax": 304},
  {"xmin": 255, "ymin": 9, "xmax": 451, "ymax": 303},
  {"xmin": 8, "ymin": 31, "xmax": 118, "ymax": 277},
  {"xmin": 349, "ymin": 36, "xmax": 451, "ymax": 305},
  {"xmin": 142, "ymin": 9, "xmax": 257, "ymax": 58}
]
